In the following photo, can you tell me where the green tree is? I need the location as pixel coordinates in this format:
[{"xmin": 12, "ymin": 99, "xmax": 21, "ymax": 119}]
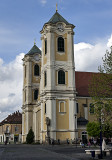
[
  {"xmin": 89, "ymin": 46, "xmax": 112, "ymax": 126},
  {"xmin": 26, "ymin": 128, "xmax": 34, "ymax": 144},
  {"xmin": 87, "ymin": 122, "xmax": 100, "ymax": 137},
  {"xmin": 87, "ymin": 122, "xmax": 112, "ymax": 138}
]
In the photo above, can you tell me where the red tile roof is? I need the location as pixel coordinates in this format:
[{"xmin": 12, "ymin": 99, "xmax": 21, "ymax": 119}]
[
  {"xmin": 0, "ymin": 111, "xmax": 22, "ymax": 125},
  {"xmin": 75, "ymin": 71, "xmax": 98, "ymax": 97}
]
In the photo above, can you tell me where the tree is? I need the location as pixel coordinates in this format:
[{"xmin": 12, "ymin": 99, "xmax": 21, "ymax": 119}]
[
  {"xmin": 87, "ymin": 122, "xmax": 112, "ymax": 138},
  {"xmin": 87, "ymin": 122, "xmax": 100, "ymax": 137},
  {"xmin": 89, "ymin": 46, "xmax": 112, "ymax": 126},
  {"xmin": 26, "ymin": 128, "xmax": 34, "ymax": 144}
]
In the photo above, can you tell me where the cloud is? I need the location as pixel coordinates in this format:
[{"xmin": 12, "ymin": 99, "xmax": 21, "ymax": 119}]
[
  {"xmin": 40, "ymin": 0, "xmax": 47, "ymax": 5},
  {"xmin": 0, "ymin": 53, "xmax": 24, "ymax": 121},
  {"xmin": 8, "ymin": 93, "xmax": 15, "ymax": 97},
  {"xmin": 74, "ymin": 35, "xmax": 112, "ymax": 72},
  {"xmin": 107, "ymin": 34, "xmax": 112, "ymax": 47}
]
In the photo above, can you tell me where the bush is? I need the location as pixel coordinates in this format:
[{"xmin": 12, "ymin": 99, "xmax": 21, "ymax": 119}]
[{"xmin": 26, "ymin": 128, "xmax": 34, "ymax": 144}]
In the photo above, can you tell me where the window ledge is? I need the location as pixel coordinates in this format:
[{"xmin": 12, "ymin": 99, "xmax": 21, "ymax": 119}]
[
  {"xmin": 59, "ymin": 112, "xmax": 66, "ymax": 114},
  {"xmin": 58, "ymin": 84, "xmax": 66, "ymax": 85},
  {"xmin": 57, "ymin": 51, "xmax": 65, "ymax": 55}
]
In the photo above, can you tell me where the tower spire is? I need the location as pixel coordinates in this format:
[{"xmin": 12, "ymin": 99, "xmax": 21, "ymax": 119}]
[
  {"xmin": 34, "ymin": 38, "xmax": 36, "ymax": 45},
  {"xmin": 56, "ymin": 3, "xmax": 58, "ymax": 12}
]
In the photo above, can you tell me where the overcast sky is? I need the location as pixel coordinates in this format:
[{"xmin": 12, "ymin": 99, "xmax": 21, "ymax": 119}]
[{"xmin": 0, "ymin": 0, "xmax": 112, "ymax": 121}]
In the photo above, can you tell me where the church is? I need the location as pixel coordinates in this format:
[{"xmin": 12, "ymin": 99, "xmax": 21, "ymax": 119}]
[{"xmin": 22, "ymin": 9, "xmax": 95, "ymax": 143}]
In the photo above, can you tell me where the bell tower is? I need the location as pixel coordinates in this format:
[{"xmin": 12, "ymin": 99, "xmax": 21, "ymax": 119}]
[
  {"xmin": 22, "ymin": 43, "xmax": 41, "ymax": 142},
  {"xmin": 40, "ymin": 10, "xmax": 77, "ymax": 142}
]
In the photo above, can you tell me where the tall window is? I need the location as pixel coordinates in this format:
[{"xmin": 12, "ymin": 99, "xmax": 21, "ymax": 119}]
[
  {"xmin": 6, "ymin": 126, "xmax": 9, "ymax": 133},
  {"xmin": 90, "ymin": 103, "xmax": 94, "ymax": 114},
  {"xmin": 58, "ymin": 70, "xmax": 65, "ymax": 84},
  {"xmin": 76, "ymin": 103, "xmax": 79, "ymax": 113},
  {"xmin": 25, "ymin": 65, "xmax": 26, "ymax": 78},
  {"xmin": 15, "ymin": 126, "xmax": 18, "ymax": 132},
  {"xmin": 45, "ymin": 39, "xmax": 47, "ymax": 55},
  {"xmin": 34, "ymin": 89, "xmax": 38, "ymax": 100},
  {"xmin": 25, "ymin": 90, "xmax": 26, "ymax": 102},
  {"xmin": 58, "ymin": 37, "xmax": 64, "ymax": 52},
  {"xmin": 44, "ymin": 71, "xmax": 47, "ymax": 87},
  {"xmin": 34, "ymin": 64, "xmax": 39, "ymax": 76},
  {"xmin": 45, "ymin": 103, "xmax": 46, "ymax": 114}
]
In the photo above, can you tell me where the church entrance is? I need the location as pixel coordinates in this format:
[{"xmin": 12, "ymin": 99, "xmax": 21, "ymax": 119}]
[{"xmin": 82, "ymin": 131, "xmax": 87, "ymax": 144}]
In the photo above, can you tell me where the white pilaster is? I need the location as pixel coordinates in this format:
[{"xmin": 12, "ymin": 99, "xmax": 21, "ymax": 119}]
[
  {"xmin": 40, "ymin": 102, "xmax": 43, "ymax": 143},
  {"xmin": 84, "ymin": 107, "xmax": 88, "ymax": 120},
  {"xmin": 69, "ymin": 99, "xmax": 77, "ymax": 140},
  {"xmin": 47, "ymin": 99, "xmax": 56, "ymax": 140}
]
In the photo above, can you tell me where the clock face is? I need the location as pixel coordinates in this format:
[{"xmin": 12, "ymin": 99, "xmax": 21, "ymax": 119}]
[{"xmin": 57, "ymin": 24, "xmax": 64, "ymax": 32}]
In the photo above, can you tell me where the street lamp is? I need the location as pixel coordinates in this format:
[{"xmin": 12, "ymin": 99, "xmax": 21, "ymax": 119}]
[{"xmin": 74, "ymin": 114, "xmax": 77, "ymax": 148}]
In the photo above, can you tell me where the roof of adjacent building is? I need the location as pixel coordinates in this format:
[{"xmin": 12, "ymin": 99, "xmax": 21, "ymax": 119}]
[
  {"xmin": 46, "ymin": 11, "xmax": 72, "ymax": 25},
  {"xmin": 75, "ymin": 71, "xmax": 98, "ymax": 97},
  {"xmin": 0, "ymin": 111, "xmax": 22, "ymax": 125},
  {"xmin": 26, "ymin": 44, "xmax": 41, "ymax": 55}
]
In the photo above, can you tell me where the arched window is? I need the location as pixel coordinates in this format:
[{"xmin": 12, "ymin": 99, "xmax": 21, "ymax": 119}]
[
  {"xmin": 59, "ymin": 101, "xmax": 66, "ymax": 113},
  {"xmin": 58, "ymin": 70, "xmax": 65, "ymax": 84},
  {"xmin": 89, "ymin": 103, "xmax": 94, "ymax": 114},
  {"xmin": 44, "ymin": 71, "xmax": 47, "ymax": 87},
  {"xmin": 45, "ymin": 39, "xmax": 47, "ymax": 55},
  {"xmin": 58, "ymin": 37, "xmax": 64, "ymax": 52},
  {"xmin": 34, "ymin": 64, "xmax": 39, "ymax": 76},
  {"xmin": 82, "ymin": 131, "xmax": 87, "ymax": 144},
  {"xmin": 34, "ymin": 89, "xmax": 38, "ymax": 100}
]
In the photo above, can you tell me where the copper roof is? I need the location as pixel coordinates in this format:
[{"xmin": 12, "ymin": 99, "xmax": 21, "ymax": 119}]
[
  {"xmin": 26, "ymin": 44, "xmax": 41, "ymax": 56},
  {"xmin": 0, "ymin": 111, "xmax": 22, "ymax": 125},
  {"xmin": 47, "ymin": 11, "xmax": 70, "ymax": 25}
]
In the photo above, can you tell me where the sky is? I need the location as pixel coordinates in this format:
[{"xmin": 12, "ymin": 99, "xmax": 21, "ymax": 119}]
[{"xmin": 0, "ymin": 0, "xmax": 112, "ymax": 121}]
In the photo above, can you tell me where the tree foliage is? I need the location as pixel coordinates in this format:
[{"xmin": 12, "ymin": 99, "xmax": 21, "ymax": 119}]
[
  {"xmin": 89, "ymin": 47, "xmax": 112, "ymax": 125},
  {"xmin": 87, "ymin": 122, "xmax": 112, "ymax": 138},
  {"xmin": 87, "ymin": 122, "xmax": 100, "ymax": 137},
  {"xmin": 26, "ymin": 128, "xmax": 34, "ymax": 144}
]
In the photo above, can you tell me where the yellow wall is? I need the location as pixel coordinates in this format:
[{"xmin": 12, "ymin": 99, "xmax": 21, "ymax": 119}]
[
  {"xmin": 43, "ymin": 56, "xmax": 47, "ymax": 65},
  {"xmin": 0, "ymin": 123, "xmax": 22, "ymax": 135},
  {"xmin": 66, "ymin": 71, "xmax": 68, "ymax": 86},
  {"xmin": 42, "ymin": 132, "xmax": 46, "ymax": 141},
  {"xmin": 55, "ymin": 33, "xmax": 68, "ymax": 61},
  {"xmin": 56, "ymin": 132, "xmax": 70, "ymax": 140},
  {"xmin": 77, "ymin": 98, "xmax": 96, "ymax": 122},
  {"xmin": 56, "ymin": 99, "xmax": 69, "ymax": 130},
  {"xmin": 43, "ymin": 103, "xmax": 47, "ymax": 131}
]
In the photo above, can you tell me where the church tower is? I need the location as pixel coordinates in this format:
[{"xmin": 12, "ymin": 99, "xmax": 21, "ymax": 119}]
[
  {"xmin": 22, "ymin": 8, "xmax": 77, "ymax": 143},
  {"xmin": 22, "ymin": 44, "xmax": 41, "ymax": 142},
  {"xmin": 40, "ymin": 9, "xmax": 77, "ymax": 142}
]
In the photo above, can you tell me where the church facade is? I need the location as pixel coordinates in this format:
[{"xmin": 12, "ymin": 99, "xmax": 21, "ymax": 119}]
[{"xmin": 22, "ymin": 10, "xmax": 95, "ymax": 143}]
